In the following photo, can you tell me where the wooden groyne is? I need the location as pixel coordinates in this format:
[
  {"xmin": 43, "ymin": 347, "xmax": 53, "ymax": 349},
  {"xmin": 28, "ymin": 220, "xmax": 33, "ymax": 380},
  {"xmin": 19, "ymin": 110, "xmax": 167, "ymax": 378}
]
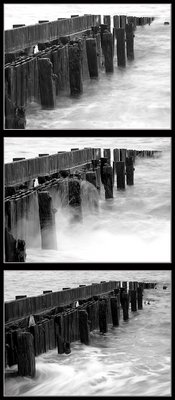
[
  {"xmin": 5, "ymin": 280, "xmax": 157, "ymax": 377},
  {"xmin": 4, "ymin": 147, "xmax": 162, "ymax": 261},
  {"xmin": 5, "ymin": 14, "xmax": 154, "ymax": 128}
]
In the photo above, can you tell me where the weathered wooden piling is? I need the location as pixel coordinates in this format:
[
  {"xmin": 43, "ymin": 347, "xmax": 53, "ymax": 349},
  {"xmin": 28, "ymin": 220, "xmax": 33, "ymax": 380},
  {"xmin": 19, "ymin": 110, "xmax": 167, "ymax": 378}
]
[
  {"xmin": 116, "ymin": 28, "xmax": 126, "ymax": 67},
  {"xmin": 131, "ymin": 290, "xmax": 137, "ymax": 311},
  {"xmin": 17, "ymin": 332, "xmax": 35, "ymax": 377},
  {"xmin": 99, "ymin": 299, "xmax": 108, "ymax": 333},
  {"xmin": 120, "ymin": 15, "xmax": 126, "ymax": 29},
  {"xmin": 95, "ymin": 166, "xmax": 101, "ymax": 190},
  {"xmin": 113, "ymin": 15, "xmax": 120, "ymax": 29},
  {"xmin": 103, "ymin": 165, "xmax": 113, "ymax": 199},
  {"xmin": 86, "ymin": 38, "xmax": 98, "ymax": 78},
  {"xmin": 5, "ymin": 228, "xmax": 26, "ymax": 262},
  {"xmin": 55, "ymin": 314, "xmax": 64, "ymax": 354},
  {"xmin": 68, "ymin": 179, "xmax": 81, "ymax": 206},
  {"xmin": 103, "ymin": 149, "xmax": 111, "ymax": 165},
  {"xmin": 116, "ymin": 161, "xmax": 125, "ymax": 189},
  {"xmin": 120, "ymin": 149, "xmax": 127, "ymax": 163},
  {"xmin": 100, "ymin": 157, "xmax": 108, "ymax": 184},
  {"xmin": 113, "ymin": 148, "xmax": 120, "ymax": 162},
  {"xmin": 68, "ymin": 43, "xmax": 83, "ymax": 95},
  {"xmin": 125, "ymin": 23, "xmax": 134, "ymax": 60},
  {"xmin": 86, "ymin": 171, "xmax": 97, "ymax": 188},
  {"xmin": 110, "ymin": 296, "xmax": 120, "ymax": 326},
  {"xmin": 99, "ymin": 23, "xmax": 108, "ymax": 48},
  {"xmin": 79, "ymin": 309, "xmax": 90, "ymax": 344},
  {"xmin": 38, "ymin": 191, "xmax": 57, "ymax": 249},
  {"xmin": 38, "ymin": 58, "xmax": 56, "ymax": 108},
  {"xmin": 122, "ymin": 293, "xmax": 129, "ymax": 321},
  {"xmin": 103, "ymin": 15, "xmax": 111, "ymax": 32},
  {"xmin": 68, "ymin": 178, "xmax": 82, "ymax": 221},
  {"xmin": 137, "ymin": 286, "xmax": 143, "ymax": 309},
  {"xmin": 102, "ymin": 32, "xmax": 113, "ymax": 72},
  {"xmin": 126, "ymin": 157, "xmax": 134, "ymax": 185}
]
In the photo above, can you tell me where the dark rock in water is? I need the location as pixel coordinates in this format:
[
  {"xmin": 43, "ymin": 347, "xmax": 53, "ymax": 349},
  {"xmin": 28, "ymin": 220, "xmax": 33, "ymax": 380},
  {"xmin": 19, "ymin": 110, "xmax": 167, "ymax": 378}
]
[
  {"xmin": 163, "ymin": 285, "xmax": 167, "ymax": 289},
  {"xmin": 164, "ymin": 22, "xmax": 169, "ymax": 25}
]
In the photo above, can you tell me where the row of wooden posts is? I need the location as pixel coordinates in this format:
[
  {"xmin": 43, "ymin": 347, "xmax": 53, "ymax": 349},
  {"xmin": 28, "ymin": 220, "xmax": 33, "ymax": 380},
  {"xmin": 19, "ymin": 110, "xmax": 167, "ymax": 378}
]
[
  {"xmin": 5, "ymin": 147, "xmax": 161, "ymax": 261},
  {"xmin": 5, "ymin": 280, "xmax": 157, "ymax": 377},
  {"xmin": 5, "ymin": 14, "xmax": 154, "ymax": 128}
]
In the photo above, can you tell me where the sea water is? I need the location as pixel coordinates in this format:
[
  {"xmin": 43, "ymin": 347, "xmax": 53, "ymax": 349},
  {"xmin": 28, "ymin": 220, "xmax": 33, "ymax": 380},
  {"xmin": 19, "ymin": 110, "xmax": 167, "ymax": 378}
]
[
  {"xmin": 4, "ymin": 270, "xmax": 171, "ymax": 396},
  {"xmin": 4, "ymin": 136, "xmax": 171, "ymax": 263},
  {"xmin": 4, "ymin": 3, "xmax": 171, "ymax": 129}
]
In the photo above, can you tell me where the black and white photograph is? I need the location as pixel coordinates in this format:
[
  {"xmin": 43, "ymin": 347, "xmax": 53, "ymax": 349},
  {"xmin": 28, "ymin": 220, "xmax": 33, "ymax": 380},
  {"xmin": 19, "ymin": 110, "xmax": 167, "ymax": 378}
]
[
  {"xmin": 4, "ymin": 3, "xmax": 171, "ymax": 129},
  {"xmin": 4, "ymin": 137, "xmax": 171, "ymax": 263},
  {"xmin": 4, "ymin": 270, "xmax": 171, "ymax": 396},
  {"xmin": 3, "ymin": 1, "xmax": 172, "ymax": 398}
]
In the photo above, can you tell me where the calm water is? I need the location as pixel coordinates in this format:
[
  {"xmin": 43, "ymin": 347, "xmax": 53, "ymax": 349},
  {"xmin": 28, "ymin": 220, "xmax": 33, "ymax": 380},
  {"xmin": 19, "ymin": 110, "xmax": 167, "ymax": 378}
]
[
  {"xmin": 4, "ymin": 270, "xmax": 171, "ymax": 396},
  {"xmin": 4, "ymin": 4, "xmax": 171, "ymax": 129},
  {"xmin": 4, "ymin": 137, "xmax": 171, "ymax": 263}
]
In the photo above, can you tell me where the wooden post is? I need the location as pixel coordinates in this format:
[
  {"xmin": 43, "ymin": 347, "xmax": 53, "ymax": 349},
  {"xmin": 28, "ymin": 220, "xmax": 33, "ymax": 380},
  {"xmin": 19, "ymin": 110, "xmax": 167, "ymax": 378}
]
[
  {"xmin": 64, "ymin": 341, "xmax": 71, "ymax": 354},
  {"xmin": 99, "ymin": 23, "xmax": 108, "ymax": 47},
  {"xmin": 92, "ymin": 159, "xmax": 99, "ymax": 170},
  {"xmin": 38, "ymin": 191, "xmax": 57, "ymax": 249},
  {"xmin": 29, "ymin": 324, "xmax": 40, "ymax": 356},
  {"xmin": 120, "ymin": 148, "xmax": 127, "ymax": 163},
  {"xmin": 103, "ymin": 165, "xmax": 113, "ymax": 199},
  {"xmin": 68, "ymin": 179, "xmax": 81, "ymax": 206},
  {"xmin": 99, "ymin": 299, "xmax": 108, "ymax": 333},
  {"xmin": 122, "ymin": 293, "xmax": 129, "ymax": 321},
  {"xmin": 116, "ymin": 161, "xmax": 125, "ymax": 189},
  {"xmin": 86, "ymin": 171, "xmax": 97, "ymax": 187},
  {"xmin": 38, "ymin": 58, "xmax": 56, "ymax": 108},
  {"xmin": 100, "ymin": 157, "xmax": 108, "ymax": 184},
  {"xmin": 68, "ymin": 43, "xmax": 83, "ymax": 95},
  {"xmin": 126, "ymin": 23, "xmax": 134, "ymax": 60},
  {"xmin": 113, "ymin": 148, "xmax": 120, "ymax": 162},
  {"xmin": 137, "ymin": 286, "xmax": 143, "ymax": 310},
  {"xmin": 13, "ymin": 24, "xmax": 25, "ymax": 28},
  {"xmin": 113, "ymin": 148, "xmax": 120, "ymax": 183},
  {"xmin": 113, "ymin": 15, "xmax": 120, "ymax": 29},
  {"xmin": 5, "ymin": 228, "xmax": 26, "ymax": 262},
  {"xmin": 103, "ymin": 149, "xmax": 111, "ymax": 165},
  {"xmin": 103, "ymin": 15, "xmax": 111, "ymax": 32},
  {"xmin": 102, "ymin": 32, "xmax": 113, "ymax": 73},
  {"xmin": 110, "ymin": 296, "xmax": 120, "ymax": 326},
  {"xmin": 95, "ymin": 166, "xmax": 101, "ymax": 190},
  {"xmin": 126, "ymin": 157, "xmax": 134, "ymax": 185},
  {"xmin": 116, "ymin": 28, "xmax": 126, "ymax": 67},
  {"xmin": 122, "ymin": 281, "xmax": 127, "ymax": 291},
  {"xmin": 17, "ymin": 332, "xmax": 35, "ymax": 377},
  {"xmin": 131, "ymin": 290, "xmax": 137, "ymax": 311},
  {"xmin": 68, "ymin": 178, "xmax": 82, "ymax": 221},
  {"xmin": 55, "ymin": 314, "xmax": 64, "ymax": 354},
  {"xmin": 79, "ymin": 309, "xmax": 90, "ymax": 345},
  {"xmin": 86, "ymin": 38, "xmax": 98, "ymax": 78},
  {"xmin": 120, "ymin": 15, "xmax": 126, "ymax": 29}
]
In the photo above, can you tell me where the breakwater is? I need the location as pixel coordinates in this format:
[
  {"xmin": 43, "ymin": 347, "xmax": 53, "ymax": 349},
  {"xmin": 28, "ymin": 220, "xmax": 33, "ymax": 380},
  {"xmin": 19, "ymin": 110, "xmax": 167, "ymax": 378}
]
[
  {"xmin": 4, "ymin": 147, "xmax": 162, "ymax": 261},
  {"xmin": 5, "ymin": 14, "xmax": 154, "ymax": 128},
  {"xmin": 4, "ymin": 147, "xmax": 162, "ymax": 262},
  {"xmin": 5, "ymin": 280, "xmax": 157, "ymax": 377}
]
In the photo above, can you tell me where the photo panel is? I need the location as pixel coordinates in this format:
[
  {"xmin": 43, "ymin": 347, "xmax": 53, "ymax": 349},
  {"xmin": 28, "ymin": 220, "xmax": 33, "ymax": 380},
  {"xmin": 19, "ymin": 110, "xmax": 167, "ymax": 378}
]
[{"xmin": 3, "ymin": 2, "xmax": 172, "ymax": 398}]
